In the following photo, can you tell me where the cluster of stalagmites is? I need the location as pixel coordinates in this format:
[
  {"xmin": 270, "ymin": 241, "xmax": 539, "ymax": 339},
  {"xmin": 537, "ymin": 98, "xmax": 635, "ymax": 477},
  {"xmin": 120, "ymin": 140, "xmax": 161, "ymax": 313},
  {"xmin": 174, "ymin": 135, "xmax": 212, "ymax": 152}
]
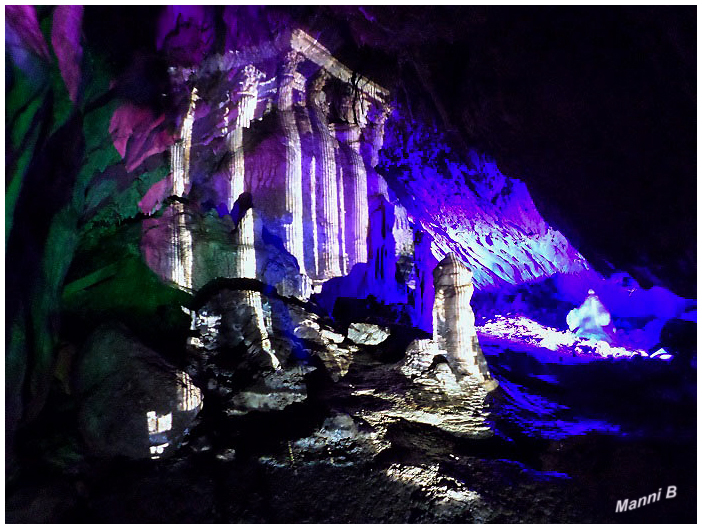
[{"xmin": 129, "ymin": 29, "xmax": 497, "ymax": 460}]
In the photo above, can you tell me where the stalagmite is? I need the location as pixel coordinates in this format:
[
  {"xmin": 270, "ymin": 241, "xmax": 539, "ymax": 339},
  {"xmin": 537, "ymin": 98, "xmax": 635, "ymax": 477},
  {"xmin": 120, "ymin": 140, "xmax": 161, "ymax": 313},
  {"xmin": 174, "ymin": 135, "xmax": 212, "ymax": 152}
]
[
  {"xmin": 308, "ymin": 70, "xmax": 342, "ymax": 281},
  {"xmin": 432, "ymin": 253, "xmax": 497, "ymax": 389},
  {"xmin": 169, "ymin": 87, "xmax": 198, "ymax": 290},
  {"xmin": 278, "ymin": 50, "xmax": 307, "ymax": 279}
]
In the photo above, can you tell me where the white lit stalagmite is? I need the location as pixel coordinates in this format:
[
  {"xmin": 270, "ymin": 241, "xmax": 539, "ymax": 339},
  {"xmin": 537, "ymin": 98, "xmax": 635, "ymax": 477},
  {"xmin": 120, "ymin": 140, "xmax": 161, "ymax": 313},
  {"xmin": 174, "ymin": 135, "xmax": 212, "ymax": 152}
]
[
  {"xmin": 334, "ymin": 91, "xmax": 371, "ymax": 270},
  {"xmin": 432, "ymin": 253, "xmax": 497, "ymax": 389},
  {"xmin": 308, "ymin": 69, "xmax": 343, "ymax": 281},
  {"xmin": 169, "ymin": 87, "xmax": 198, "ymax": 290},
  {"xmin": 278, "ymin": 51, "xmax": 307, "ymax": 278}
]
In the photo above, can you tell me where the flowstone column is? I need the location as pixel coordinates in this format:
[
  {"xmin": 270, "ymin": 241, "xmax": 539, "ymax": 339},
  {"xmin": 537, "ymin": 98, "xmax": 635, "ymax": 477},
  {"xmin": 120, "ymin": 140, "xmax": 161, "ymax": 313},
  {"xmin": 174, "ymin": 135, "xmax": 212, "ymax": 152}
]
[
  {"xmin": 226, "ymin": 64, "xmax": 264, "ymax": 279},
  {"xmin": 224, "ymin": 65, "xmax": 278, "ymax": 369},
  {"xmin": 308, "ymin": 70, "xmax": 342, "ymax": 281},
  {"xmin": 362, "ymin": 102, "xmax": 393, "ymax": 196},
  {"xmin": 169, "ymin": 87, "xmax": 198, "ymax": 291},
  {"xmin": 335, "ymin": 91, "xmax": 370, "ymax": 270},
  {"xmin": 432, "ymin": 253, "xmax": 497, "ymax": 389},
  {"xmin": 278, "ymin": 51, "xmax": 307, "ymax": 279}
]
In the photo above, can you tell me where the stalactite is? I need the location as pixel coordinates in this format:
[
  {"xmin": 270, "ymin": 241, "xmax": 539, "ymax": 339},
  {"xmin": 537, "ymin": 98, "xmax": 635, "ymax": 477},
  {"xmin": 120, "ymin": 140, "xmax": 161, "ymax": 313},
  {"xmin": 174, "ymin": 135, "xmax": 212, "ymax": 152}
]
[
  {"xmin": 392, "ymin": 203, "xmax": 414, "ymax": 260},
  {"xmin": 278, "ymin": 50, "xmax": 306, "ymax": 279},
  {"xmin": 413, "ymin": 229, "xmax": 437, "ymax": 333}
]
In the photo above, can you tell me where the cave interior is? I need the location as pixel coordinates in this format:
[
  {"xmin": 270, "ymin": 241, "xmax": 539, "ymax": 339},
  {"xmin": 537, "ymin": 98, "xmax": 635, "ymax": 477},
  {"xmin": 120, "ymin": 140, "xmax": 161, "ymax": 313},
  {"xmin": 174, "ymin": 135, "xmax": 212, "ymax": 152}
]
[{"xmin": 4, "ymin": 5, "xmax": 697, "ymax": 523}]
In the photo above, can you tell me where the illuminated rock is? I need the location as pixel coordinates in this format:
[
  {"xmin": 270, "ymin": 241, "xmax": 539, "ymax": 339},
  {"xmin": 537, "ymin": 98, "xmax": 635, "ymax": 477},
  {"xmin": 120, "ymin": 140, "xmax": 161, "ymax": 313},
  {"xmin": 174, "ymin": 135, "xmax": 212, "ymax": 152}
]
[
  {"xmin": 168, "ymin": 87, "xmax": 198, "ymax": 291},
  {"xmin": 432, "ymin": 253, "xmax": 497, "ymax": 389},
  {"xmin": 74, "ymin": 324, "xmax": 202, "ymax": 460},
  {"xmin": 307, "ymin": 69, "xmax": 343, "ymax": 281},
  {"xmin": 347, "ymin": 322, "xmax": 391, "ymax": 346},
  {"xmin": 361, "ymin": 102, "xmax": 392, "ymax": 169},
  {"xmin": 227, "ymin": 65, "xmax": 264, "ymax": 280},
  {"xmin": 188, "ymin": 285, "xmax": 323, "ymax": 414},
  {"xmin": 566, "ymin": 289, "xmax": 612, "ymax": 342},
  {"xmin": 152, "ymin": 30, "xmax": 392, "ymax": 299},
  {"xmin": 278, "ymin": 50, "xmax": 307, "ymax": 279},
  {"xmin": 333, "ymin": 90, "xmax": 370, "ymax": 270}
]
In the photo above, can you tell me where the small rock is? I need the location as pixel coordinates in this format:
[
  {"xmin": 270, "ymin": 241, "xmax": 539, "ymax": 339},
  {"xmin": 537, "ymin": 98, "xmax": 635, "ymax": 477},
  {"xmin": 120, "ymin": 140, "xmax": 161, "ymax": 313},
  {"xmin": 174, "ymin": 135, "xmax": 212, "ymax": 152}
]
[
  {"xmin": 347, "ymin": 322, "xmax": 391, "ymax": 345},
  {"xmin": 320, "ymin": 329, "xmax": 345, "ymax": 344}
]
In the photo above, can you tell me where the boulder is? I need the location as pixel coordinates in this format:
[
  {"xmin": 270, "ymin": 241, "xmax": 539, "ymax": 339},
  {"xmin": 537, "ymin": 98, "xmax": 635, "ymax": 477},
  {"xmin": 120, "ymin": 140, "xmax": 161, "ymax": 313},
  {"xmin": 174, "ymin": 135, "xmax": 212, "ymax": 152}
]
[
  {"xmin": 347, "ymin": 322, "xmax": 391, "ymax": 346},
  {"xmin": 74, "ymin": 323, "xmax": 202, "ymax": 460}
]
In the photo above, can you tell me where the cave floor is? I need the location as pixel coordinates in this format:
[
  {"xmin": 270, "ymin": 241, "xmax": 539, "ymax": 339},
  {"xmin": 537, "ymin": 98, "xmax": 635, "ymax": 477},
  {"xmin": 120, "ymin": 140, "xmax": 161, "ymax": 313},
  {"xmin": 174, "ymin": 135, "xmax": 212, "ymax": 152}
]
[{"xmin": 7, "ymin": 340, "xmax": 696, "ymax": 523}]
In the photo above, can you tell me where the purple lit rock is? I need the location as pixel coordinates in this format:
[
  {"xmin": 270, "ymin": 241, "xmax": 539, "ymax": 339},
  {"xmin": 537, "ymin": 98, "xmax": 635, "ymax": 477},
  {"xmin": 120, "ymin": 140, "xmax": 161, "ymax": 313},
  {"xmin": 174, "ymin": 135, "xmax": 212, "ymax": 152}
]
[
  {"xmin": 109, "ymin": 103, "xmax": 175, "ymax": 173},
  {"xmin": 156, "ymin": 5, "xmax": 215, "ymax": 66},
  {"xmin": 5, "ymin": 5, "xmax": 50, "ymax": 61},
  {"xmin": 51, "ymin": 5, "xmax": 83, "ymax": 103},
  {"xmin": 5, "ymin": 5, "xmax": 50, "ymax": 79}
]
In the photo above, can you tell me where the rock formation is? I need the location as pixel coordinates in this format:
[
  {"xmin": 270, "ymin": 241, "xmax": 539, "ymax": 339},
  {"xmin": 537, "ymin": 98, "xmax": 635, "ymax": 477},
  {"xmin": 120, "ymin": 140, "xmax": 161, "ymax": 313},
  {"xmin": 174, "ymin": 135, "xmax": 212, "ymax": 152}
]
[
  {"xmin": 432, "ymin": 253, "xmax": 497, "ymax": 389},
  {"xmin": 74, "ymin": 324, "xmax": 202, "ymax": 460},
  {"xmin": 144, "ymin": 29, "xmax": 393, "ymax": 301}
]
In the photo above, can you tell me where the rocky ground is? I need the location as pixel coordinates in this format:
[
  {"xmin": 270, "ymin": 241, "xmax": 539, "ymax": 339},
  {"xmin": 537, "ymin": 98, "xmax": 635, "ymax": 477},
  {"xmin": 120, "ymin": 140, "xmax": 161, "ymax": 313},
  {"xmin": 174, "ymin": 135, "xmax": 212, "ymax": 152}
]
[{"xmin": 6, "ymin": 282, "xmax": 696, "ymax": 523}]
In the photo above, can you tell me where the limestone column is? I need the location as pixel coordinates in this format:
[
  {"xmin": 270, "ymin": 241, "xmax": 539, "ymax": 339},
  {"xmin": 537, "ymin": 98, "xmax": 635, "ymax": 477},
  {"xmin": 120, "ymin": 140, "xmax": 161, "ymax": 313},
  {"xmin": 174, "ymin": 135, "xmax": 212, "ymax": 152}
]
[
  {"xmin": 295, "ymin": 79, "xmax": 320, "ymax": 279},
  {"xmin": 169, "ymin": 87, "xmax": 198, "ymax": 290},
  {"xmin": 308, "ymin": 70, "xmax": 342, "ymax": 280},
  {"xmin": 334, "ymin": 91, "xmax": 370, "ymax": 270},
  {"xmin": 278, "ymin": 51, "xmax": 306, "ymax": 277},
  {"xmin": 336, "ymin": 161, "xmax": 349, "ymax": 275},
  {"xmin": 432, "ymin": 253, "xmax": 496, "ymax": 389},
  {"xmin": 225, "ymin": 65, "xmax": 278, "ymax": 369},
  {"xmin": 362, "ymin": 102, "xmax": 393, "ymax": 197},
  {"xmin": 226, "ymin": 64, "xmax": 264, "ymax": 279}
]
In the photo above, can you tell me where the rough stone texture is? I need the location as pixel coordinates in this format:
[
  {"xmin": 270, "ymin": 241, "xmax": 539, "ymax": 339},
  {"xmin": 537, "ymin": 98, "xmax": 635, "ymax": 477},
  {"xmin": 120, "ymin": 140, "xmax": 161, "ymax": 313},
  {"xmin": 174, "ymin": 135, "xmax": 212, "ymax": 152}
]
[
  {"xmin": 188, "ymin": 286, "xmax": 310, "ymax": 414},
  {"xmin": 73, "ymin": 324, "xmax": 202, "ymax": 460},
  {"xmin": 347, "ymin": 322, "xmax": 391, "ymax": 346},
  {"xmin": 432, "ymin": 253, "xmax": 497, "ymax": 388},
  {"xmin": 51, "ymin": 6, "xmax": 83, "ymax": 103}
]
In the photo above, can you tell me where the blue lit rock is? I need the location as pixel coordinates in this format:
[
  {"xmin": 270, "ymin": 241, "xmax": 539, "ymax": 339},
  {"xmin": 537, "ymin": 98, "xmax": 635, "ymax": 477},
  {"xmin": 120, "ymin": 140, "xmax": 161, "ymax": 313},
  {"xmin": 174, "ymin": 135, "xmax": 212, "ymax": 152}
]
[{"xmin": 566, "ymin": 289, "xmax": 612, "ymax": 342}]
